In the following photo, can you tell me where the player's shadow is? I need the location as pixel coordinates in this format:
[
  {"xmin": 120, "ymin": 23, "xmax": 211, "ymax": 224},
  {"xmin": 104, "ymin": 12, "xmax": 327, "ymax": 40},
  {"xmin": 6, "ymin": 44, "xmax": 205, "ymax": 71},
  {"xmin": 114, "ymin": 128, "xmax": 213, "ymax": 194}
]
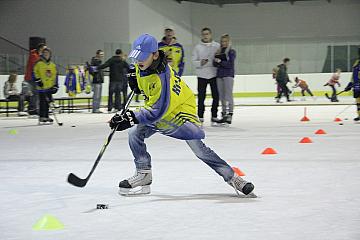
[
  {"xmin": 149, "ymin": 193, "xmax": 258, "ymax": 204},
  {"xmin": 82, "ymin": 193, "xmax": 258, "ymax": 213}
]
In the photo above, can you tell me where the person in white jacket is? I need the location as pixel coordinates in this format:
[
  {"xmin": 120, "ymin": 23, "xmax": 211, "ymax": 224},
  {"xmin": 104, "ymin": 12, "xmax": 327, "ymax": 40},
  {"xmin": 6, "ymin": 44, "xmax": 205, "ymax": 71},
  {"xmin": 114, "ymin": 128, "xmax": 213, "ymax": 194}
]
[{"xmin": 192, "ymin": 27, "xmax": 221, "ymax": 124}]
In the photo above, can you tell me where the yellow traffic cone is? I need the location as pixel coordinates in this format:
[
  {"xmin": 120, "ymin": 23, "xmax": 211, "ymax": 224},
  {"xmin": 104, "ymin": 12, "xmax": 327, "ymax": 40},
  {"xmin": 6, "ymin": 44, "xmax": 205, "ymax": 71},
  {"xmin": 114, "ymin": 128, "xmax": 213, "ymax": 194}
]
[
  {"xmin": 8, "ymin": 129, "xmax": 17, "ymax": 135},
  {"xmin": 32, "ymin": 214, "xmax": 64, "ymax": 230}
]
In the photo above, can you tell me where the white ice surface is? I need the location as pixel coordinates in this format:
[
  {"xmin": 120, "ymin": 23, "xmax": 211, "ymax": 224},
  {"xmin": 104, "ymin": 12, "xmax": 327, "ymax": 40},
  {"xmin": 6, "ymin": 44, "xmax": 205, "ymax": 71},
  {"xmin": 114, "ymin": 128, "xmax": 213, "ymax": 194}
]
[{"xmin": 0, "ymin": 101, "xmax": 359, "ymax": 240}]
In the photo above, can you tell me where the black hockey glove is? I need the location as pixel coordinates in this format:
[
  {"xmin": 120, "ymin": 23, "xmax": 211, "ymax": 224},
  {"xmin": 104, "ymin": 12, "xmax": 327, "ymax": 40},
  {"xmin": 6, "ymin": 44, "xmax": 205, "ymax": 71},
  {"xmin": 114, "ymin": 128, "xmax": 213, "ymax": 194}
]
[
  {"xmin": 35, "ymin": 79, "xmax": 43, "ymax": 87},
  {"xmin": 109, "ymin": 110, "xmax": 139, "ymax": 131},
  {"xmin": 49, "ymin": 86, "xmax": 59, "ymax": 94},
  {"xmin": 344, "ymin": 82, "xmax": 353, "ymax": 92},
  {"xmin": 127, "ymin": 66, "xmax": 141, "ymax": 94}
]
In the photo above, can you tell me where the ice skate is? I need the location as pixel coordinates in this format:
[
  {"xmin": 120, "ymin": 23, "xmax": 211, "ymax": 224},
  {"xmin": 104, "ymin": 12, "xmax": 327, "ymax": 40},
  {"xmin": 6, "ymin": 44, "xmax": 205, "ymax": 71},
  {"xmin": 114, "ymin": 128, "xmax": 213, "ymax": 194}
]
[
  {"xmin": 225, "ymin": 113, "xmax": 233, "ymax": 124},
  {"xmin": 46, "ymin": 117, "xmax": 54, "ymax": 123},
  {"xmin": 17, "ymin": 111, "xmax": 29, "ymax": 117},
  {"xmin": 228, "ymin": 174, "xmax": 255, "ymax": 196},
  {"xmin": 119, "ymin": 169, "xmax": 152, "ymax": 196},
  {"xmin": 211, "ymin": 117, "xmax": 227, "ymax": 127},
  {"xmin": 38, "ymin": 117, "xmax": 50, "ymax": 125}
]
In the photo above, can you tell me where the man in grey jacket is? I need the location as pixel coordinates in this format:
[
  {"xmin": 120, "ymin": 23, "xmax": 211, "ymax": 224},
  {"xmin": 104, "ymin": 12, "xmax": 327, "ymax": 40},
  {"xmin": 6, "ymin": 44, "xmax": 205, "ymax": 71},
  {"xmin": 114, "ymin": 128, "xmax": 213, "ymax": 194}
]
[{"xmin": 192, "ymin": 27, "xmax": 220, "ymax": 124}]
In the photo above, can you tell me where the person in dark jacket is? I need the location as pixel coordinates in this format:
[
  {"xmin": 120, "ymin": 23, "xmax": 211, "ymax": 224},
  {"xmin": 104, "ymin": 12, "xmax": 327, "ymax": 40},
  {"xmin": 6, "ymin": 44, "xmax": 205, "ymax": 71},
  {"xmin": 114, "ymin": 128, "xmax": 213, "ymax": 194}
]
[
  {"xmin": 213, "ymin": 34, "xmax": 236, "ymax": 124},
  {"xmin": 90, "ymin": 50, "xmax": 104, "ymax": 113},
  {"xmin": 100, "ymin": 49, "xmax": 129, "ymax": 112},
  {"xmin": 275, "ymin": 58, "xmax": 291, "ymax": 103}
]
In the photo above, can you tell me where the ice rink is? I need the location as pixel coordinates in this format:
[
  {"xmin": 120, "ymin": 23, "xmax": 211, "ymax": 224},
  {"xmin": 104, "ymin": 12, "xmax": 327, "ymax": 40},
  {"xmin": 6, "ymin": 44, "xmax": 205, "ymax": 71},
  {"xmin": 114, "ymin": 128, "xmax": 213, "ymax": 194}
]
[{"xmin": 1, "ymin": 99, "xmax": 359, "ymax": 240}]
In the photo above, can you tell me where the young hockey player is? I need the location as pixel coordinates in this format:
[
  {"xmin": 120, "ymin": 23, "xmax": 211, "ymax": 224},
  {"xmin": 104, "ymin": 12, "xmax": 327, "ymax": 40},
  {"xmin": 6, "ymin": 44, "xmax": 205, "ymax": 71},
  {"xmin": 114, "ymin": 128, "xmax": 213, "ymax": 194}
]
[
  {"xmin": 109, "ymin": 34, "xmax": 254, "ymax": 196},
  {"xmin": 293, "ymin": 77, "xmax": 315, "ymax": 101},
  {"xmin": 33, "ymin": 48, "xmax": 58, "ymax": 123},
  {"xmin": 324, "ymin": 68, "xmax": 341, "ymax": 102},
  {"xmin": 344, "ymin": 48, "xmax": 360, "ymax": 122}
]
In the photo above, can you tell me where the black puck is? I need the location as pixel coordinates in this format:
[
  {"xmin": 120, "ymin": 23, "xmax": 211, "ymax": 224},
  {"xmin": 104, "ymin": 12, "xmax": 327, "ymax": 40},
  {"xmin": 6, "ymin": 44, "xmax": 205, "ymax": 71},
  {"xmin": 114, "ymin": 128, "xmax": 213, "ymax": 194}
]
[
  {"xmin": 96, "ymin": 204, "xmax": 108, "ymax": 209},
  {"xmin": 339, "ymin": 123, "xmax": 344, "ymax": 125},
  {"xmin": 71, "ymin": 125, "xmax": 76, "ymax": 127}
]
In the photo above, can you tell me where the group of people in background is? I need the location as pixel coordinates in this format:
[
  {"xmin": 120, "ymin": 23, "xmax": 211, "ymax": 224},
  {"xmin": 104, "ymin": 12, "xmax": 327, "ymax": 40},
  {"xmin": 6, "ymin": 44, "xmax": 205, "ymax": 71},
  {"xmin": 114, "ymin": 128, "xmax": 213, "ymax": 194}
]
[
  {"xmin": 192, "ymin": 27, "xmax": 236, "ymax": 125},
  {"xmin": 3, "ymin": 43, "xmax": 58, "ymax": 123},
  {"xmin": 95, "ymin": 26, "xmax": 236, "ymax": 125},
  {"xmin": 2, "ymin": 29, "xmax": 360, "ymax": 122}
]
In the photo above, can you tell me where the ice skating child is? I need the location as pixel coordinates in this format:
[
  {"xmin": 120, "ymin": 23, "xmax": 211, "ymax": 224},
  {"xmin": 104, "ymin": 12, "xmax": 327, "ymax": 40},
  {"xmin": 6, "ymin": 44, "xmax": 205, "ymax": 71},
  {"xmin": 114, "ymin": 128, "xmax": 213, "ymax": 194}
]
[
  {"xmin": 293, "ymin": 77, "xmax": 315, "ymax": 101},
  {"xmin": 324, "ymin": 68, "xmax": 341, "ymax": 102},
  {"xmin": 33, "ymin": 48, "xmax": 58, "ymax": 123},
  {"xmin": 344, "ymin": 49, "xmax": 360, "ymax": 122},
  {"xmin": 109, "ymin": 34, "xmax": 254, "ymax": 196}
]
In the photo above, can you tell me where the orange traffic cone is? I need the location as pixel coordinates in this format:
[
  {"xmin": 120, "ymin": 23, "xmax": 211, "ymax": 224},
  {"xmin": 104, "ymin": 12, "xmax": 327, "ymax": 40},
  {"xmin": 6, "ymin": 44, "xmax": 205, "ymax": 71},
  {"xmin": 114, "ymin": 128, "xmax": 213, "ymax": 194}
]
[
  {"xmin": 232, "ymin": 167, "xmax": 245, "ymax": 176},
  {"xmin": 261, "ymin": 148, "xmax": 277, "ymax": 154},
  {"xmin": 315, "ymin": 129, "xmax": 326, "ymax": 134},
  {"xmin": 299, "ymin": 137, "xmax": 313, "ymax": 143},
  {"xmin": 334, "ymin": 117, "xmax": 342, "ymax": 122},
  {"xmin": 301, "ymin": 107, "xmax": 310, "ymax": 122}
]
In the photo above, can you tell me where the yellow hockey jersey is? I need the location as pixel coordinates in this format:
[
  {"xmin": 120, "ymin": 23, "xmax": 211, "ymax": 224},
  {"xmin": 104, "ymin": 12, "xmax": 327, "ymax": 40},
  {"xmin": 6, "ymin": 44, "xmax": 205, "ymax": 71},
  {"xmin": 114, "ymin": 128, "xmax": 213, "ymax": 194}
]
[{"xmin": 134, "ymin": 63, "xmax": 204, "ymax": 140}]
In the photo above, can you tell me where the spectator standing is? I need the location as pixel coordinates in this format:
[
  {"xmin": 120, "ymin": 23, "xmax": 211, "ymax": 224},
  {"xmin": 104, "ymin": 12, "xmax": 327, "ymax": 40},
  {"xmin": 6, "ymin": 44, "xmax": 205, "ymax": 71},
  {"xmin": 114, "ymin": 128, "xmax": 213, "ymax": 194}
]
[
  {"xmin": 24, "ymin": 43, "xmax": 47, "ymax": 116},
  {"xmin": 192, "ymin": 27, "xmax": 221, "ymax": 124},
  {"xmin": 100, "ymin": 49, "xmax": 129, "ymax": 112},
  {"xmin": 90, "ymin": 50, "xmax": 104, "ymax": 113},
  {"xmin": 158, "ymin": 27, "xmax": 185, "ymax": 76},
  {"xmin": 213, "ymin": 34, "xmax": 236, "ymax": 124}
]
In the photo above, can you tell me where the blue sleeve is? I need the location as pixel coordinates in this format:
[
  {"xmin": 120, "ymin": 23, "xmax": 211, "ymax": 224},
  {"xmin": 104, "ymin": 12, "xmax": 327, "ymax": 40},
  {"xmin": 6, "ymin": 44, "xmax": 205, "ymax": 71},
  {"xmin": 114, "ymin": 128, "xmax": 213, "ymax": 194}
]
[
  {"xmin": 219, "ymin": 49, "xmax": 236, "ymax": 69},
  {"xmin": 178, "ymin": 44, "xmax": 185, "ymax": 76},
  {"xmin": 134, "ymin": 67, "xmax": 171, "ymax": 125}
]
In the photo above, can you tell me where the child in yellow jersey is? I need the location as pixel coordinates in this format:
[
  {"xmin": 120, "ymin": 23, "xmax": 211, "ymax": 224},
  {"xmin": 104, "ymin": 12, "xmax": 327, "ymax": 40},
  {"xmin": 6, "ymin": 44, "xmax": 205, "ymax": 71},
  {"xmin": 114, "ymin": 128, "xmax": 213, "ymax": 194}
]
[
  {"xmin": 33, "ymin": 48, "xmax": 58, "ymax": 123},
  {"xmin": 109, "ymin": 34, "xmax": 254, "ymax": 197}
]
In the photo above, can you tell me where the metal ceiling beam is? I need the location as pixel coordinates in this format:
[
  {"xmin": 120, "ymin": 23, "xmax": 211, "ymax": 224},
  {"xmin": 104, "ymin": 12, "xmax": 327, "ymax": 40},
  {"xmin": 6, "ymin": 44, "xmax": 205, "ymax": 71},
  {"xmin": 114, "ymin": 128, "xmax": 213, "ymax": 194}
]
[{"xmin": 174, "ymin": 0, "xmax": 322, "ymax": 6}]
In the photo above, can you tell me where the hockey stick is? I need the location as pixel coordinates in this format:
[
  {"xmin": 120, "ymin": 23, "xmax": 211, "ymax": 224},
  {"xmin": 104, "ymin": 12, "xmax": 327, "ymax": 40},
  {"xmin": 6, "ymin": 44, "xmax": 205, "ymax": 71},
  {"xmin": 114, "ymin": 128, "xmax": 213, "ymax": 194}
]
[
  {"xmin": 67, "ymin": 91, "xmax": 135, "ymax": 188},
  {"xmin": 335, "ymin": 104, "xmax": 353, "ymax": 118},
  {"xmin": 48, "ymin": 99, "xmax": 63, "ymax": 126},
  {"xmin": 42, "ymin": 96, "xmax": 63, "ymax": 126},
  {"xmin": 325, "ymin": 90, "xmax": 345, "ymax": 100}
]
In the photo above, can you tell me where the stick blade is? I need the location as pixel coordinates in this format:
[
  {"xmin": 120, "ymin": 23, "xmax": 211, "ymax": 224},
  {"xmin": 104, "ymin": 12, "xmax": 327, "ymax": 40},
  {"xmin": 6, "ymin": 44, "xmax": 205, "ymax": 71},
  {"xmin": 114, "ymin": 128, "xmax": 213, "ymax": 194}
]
[{"xmin": 67, "ymin": 173, "xmax": 87, "ymax": 188}]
